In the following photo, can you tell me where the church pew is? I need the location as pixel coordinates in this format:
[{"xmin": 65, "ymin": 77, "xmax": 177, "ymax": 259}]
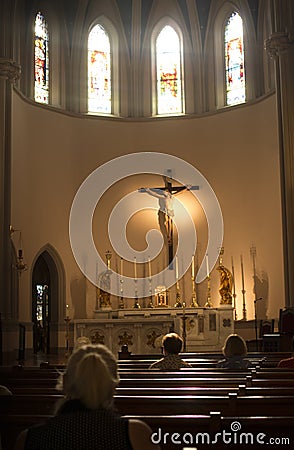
[
  {"xmin": 123, "ymin": 414, "xmax": 294, "ymax": 450},
  {"xmin": 247, "ymin": 377, "xmax": 294, "ymax": 387},
  {"xmin": 118, "ymin": 370, "xmax": 250, "ymax": 378},
  {"xmin": 253, "ymin": 369, "xmax": 294, "ymax": 378},
  {"xmin": 9, "ymin": 383, "xmax": 294, "ymax": 398},
  {"xmin": 3, "ymin": 391, "xmax": 294, "ymax": 418},
  {"xmin": 118, "ymin": 361, "xmax": 219, "ymax": 370},
  {"xmin": 2, "ymin": 411, "xmax": 293, "ymax": 450},
  {"xmin": 119, "ymin": 377, "xmax": 247, "ymax": 388},
  {"xmin": 114, "ymin": 393, "xmax": 294, "ymax": 416},
  {"xmin": 119, "ymin": 385, "xmax": 294, "ymax": 397}
]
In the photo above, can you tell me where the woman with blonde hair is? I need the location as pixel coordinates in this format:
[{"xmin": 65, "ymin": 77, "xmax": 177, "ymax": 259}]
[
  {"xmin": 217, "ymin": 333, "xmax": 250, "ymax": 369},
  {"xmin": 14, "ymin": 344, "xmax": 160, "ymax": 450}
]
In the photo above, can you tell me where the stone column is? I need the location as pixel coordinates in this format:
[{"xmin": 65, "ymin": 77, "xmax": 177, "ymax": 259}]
[
  {"xmin": 0, "ymin": 58, "xmax": 21, "ymax": 318},
  {"xmin": 266, "ymin": 3, "xmax": 294, "ymax": 307}
]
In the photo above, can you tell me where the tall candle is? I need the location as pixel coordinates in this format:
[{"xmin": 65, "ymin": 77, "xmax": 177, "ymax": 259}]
[
  {"xmin": 192, "ymin": 255, "xmax": 195, "ymax": 278},
  {"xmin": 206, "ymin": 254, "xmax": 209, "ymax": 277},
  {"xmin": 120, "ymin": 258, "xmax": 123, "ymax": 276},
  {"xmin": 240, "ymin": 255, "xmax": 245, "ymax": 290},
  {"xmin": 134, "ymin": 257, "xmax": 137, "ymax": 280},
  {"xmin": 175, "ymin": 255, "xmax": 179, "ymax": 280},
  {"xmin": 148, "ymin": 257, "xmax": 151, "ymax": 278}
]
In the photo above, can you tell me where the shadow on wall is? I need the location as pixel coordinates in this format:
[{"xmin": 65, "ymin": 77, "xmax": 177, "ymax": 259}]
[
  {"xmin": 70, "ymin": 276, "xmax": 87, "ymax": 319},
  {"xmin": 253, "ymin": 271, "xmax": 269, "ymax": 319}
]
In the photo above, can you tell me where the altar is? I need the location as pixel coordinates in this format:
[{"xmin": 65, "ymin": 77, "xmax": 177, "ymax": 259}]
[{"xmin": 73, "ymin": 306, "xmax": 234, "ymax": 354}]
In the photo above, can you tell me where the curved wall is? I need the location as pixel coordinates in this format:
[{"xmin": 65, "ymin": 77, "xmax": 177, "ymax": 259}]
[{"xmin": 11, "ymin": 91, "xmax": 282, "ymax": 325}]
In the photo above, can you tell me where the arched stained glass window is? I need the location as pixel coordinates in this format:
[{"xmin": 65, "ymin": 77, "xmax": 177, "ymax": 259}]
[
  {"xmin": 88, "ymin": 24, "xmax": 111, "ymax": 114},
  {"xmin": 34, "ymin": 12, "xmax": 49, "ymax": 104},
  {"xmin": 156, "ymin": 26, "xmax": 183, "ymax": 115},
  {"xmin": 225, "ymin": 12, "xmax": 245, "ymax": 106}
]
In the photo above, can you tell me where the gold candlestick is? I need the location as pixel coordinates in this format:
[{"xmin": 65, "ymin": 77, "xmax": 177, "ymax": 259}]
[
  {"xmin": 133, "ymin": 279, "xmax": 140, "ymax": 308},
  {"xmin": 147, "ymin": 279, "xmax": 154, "ymax": 308},
  {"xmin": 106, "ymin": 250, "xmax": 112, "ymax": 270},
  {"xmin": 240, "ymin": 255, "xmax": 247, "ymax": 320},
  {"xmin": 231, "ymin": 256, "xmax": 237, "ymax": 320},
  {"xmin": 205, "ymin": 275, "xmax": 212, "ymax": 307},
  {"xmin": 191, "ymin": 254, "xmax": 199, "ymax": 307},
  {"xmin": 181, "ymin": 302, "xmax": 188, "ymax": 352},
  {"xmin": 119, "ymin": 258, "xmax": 124, "ymax": 309},
  {"xmin": 174, "ymin": 282, "xmax": 182, "ymax": 307},
  {"xmin": 64, "ymin": 315, "xmax": 71, "ymax": 358}
]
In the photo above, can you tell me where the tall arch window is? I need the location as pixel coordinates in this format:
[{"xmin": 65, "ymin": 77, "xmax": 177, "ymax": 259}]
[
  {"xmin": 88, "ymin": 24, "xmax": 111, "ymax": 114},
  {"xmin": 156, "ymin": 26, "xmax": 183, "ymax": 115},
  {"xmin": 34, "ymin": 12, "xmax": 49, "ymax": 104},
  {"xmin": 225, "ymin": 12, "xmax": 245, "ymax": 106}
]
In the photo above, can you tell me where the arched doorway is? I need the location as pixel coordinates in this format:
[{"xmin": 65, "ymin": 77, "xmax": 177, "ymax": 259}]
[{"xmin": 32, "ymin": 248, "xmax": 63, "ymax": 354}]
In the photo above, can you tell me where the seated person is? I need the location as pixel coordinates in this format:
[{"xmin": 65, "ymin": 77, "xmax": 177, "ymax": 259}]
[
  {"xmin": 14, "ymin": 344, "xmax": 160, "ymax": 450},
  {"xmin": 149, "ymin": 332, "xmax": 192, "ymax": 370},
  {"xmin": 277, "ymin": 338, "xmax": 294, "ymax": 368},
  {"xmin": 217, "ymin": 334, "xmax": 251, "ymax": 369}
]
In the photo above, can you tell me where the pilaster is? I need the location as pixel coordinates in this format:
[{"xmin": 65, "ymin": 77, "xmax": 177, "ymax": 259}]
[
  {"xmin": 266, "ymin": 24, "xmax": 294, "ymax": 306},
  {"xmin": 0, "ymin": 58, "xmax": 21, "ymax": 318}
]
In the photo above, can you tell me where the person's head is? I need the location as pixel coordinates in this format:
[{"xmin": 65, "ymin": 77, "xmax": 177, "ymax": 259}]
[
  {"xmin": 162, "ymin": 333, "xmax": 183, "ymax": 355},
  {"xmin": 57, "ymin": 344, "xmax": 119, "ymax": 410},
  {"xmin": 222, "ymin": 334, "xmax": 247, "ymax": 358}
]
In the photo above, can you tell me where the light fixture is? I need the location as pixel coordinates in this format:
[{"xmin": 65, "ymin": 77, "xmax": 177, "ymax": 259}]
[{"xmin": 10, "ymin": 225, "xmax": 28, "ymax": 274}]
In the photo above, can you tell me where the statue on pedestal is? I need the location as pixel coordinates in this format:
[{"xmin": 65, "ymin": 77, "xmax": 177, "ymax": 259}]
[{"xmin": 217, "ymin": 264, "xmax": 233, "ymax": 305}]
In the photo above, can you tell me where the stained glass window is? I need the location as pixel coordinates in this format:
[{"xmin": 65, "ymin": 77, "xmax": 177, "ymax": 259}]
[
  {"xmin": 34, "ymin": 12, "xmax": 49, "ymax": 104},
  {"xmin": 225, "ymin": 12, "xmax": 245, "ymax": 106},
  {"xmin": 88, "ymin": 24, "xmax": 111, "ymax": 114},
  {"xmin": 36, "ymin": 284, "xmax": 48, "ymax": 322},
  {"xmin": 156, "ymin": 26, "xmax": 183, "ymax": 115}
]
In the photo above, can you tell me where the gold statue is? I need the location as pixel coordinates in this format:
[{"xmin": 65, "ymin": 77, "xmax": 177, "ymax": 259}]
[{"xmin": 217, "ymin": 264, "xmax": 233, "ymax": 305}]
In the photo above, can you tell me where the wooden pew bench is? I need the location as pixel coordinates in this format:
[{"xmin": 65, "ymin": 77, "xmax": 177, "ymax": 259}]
[
  {"xmin": 119, "ymin": 376, "xmax": 248, "ymax": 388},
  {"xmin": 123, "ymin": 414, "xmax": 294, "ymax": 450}
]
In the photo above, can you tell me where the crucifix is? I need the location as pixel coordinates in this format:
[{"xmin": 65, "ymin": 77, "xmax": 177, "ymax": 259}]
[{"xmin": 139, "ymin": 172, "xmax": 199, "ymax": 268}]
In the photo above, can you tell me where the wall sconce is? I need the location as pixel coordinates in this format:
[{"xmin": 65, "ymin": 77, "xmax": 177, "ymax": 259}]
[{"xmin": 10, "ymin": 225, "xmax": 28, "ymax": 274}]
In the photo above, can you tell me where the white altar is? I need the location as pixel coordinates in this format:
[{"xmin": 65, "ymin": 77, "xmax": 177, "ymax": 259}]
[{"xmin": 74, "ymin": 306, "xmax": 234, "ymax": 354}]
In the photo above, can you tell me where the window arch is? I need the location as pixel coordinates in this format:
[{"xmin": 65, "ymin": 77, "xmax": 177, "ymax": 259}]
[
  {"xmin": 88, "ymin": 24, "xmax": 111, "ymax": 114},
  {"xmin": 211, "ymin": 3, "xmax": 256, "ymax": 110},
  {"xmin": 155, "ymin": 25, "xmax": 184, "ymax": 115},
  {"xmin": 34, "ymin": 11, "xmax": 49, "ymax": 104},
  {"xmin": 225, "ymin": 12, "xmax": 245, "ymax": 106}
]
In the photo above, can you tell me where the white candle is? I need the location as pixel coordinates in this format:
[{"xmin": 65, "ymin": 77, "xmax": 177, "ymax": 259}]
[
  {"xmin": 175, "ymin": 255, "xmax": 179, "ymax": 280},
  {"xmin": 134, "ymin": 257, "xmax": 137, "ymax": 280},
  {"xmin": 192, "ymin": 255, "xmax": 195, "ymax": 278},
  {"xmin": 206, "ymin": 254, "xmax": 209, "ymax": 277},
  {"xmin": 120, "ymin": 258, "xmax": 123, "ymax": 276},
  {"xmin": 148, "ymin": 257, "xmax": 151, "ymax": 278}
]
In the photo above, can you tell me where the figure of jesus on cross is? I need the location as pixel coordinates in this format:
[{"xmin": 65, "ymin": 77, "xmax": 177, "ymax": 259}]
[{"xmin": 139, "ymin": 172, "xmax": 199, "ymax": 268}]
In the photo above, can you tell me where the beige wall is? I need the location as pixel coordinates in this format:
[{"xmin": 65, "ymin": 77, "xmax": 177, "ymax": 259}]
[{"xmin": 11, "ymin": 91, "xmax": 283, "ymax": 324}]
